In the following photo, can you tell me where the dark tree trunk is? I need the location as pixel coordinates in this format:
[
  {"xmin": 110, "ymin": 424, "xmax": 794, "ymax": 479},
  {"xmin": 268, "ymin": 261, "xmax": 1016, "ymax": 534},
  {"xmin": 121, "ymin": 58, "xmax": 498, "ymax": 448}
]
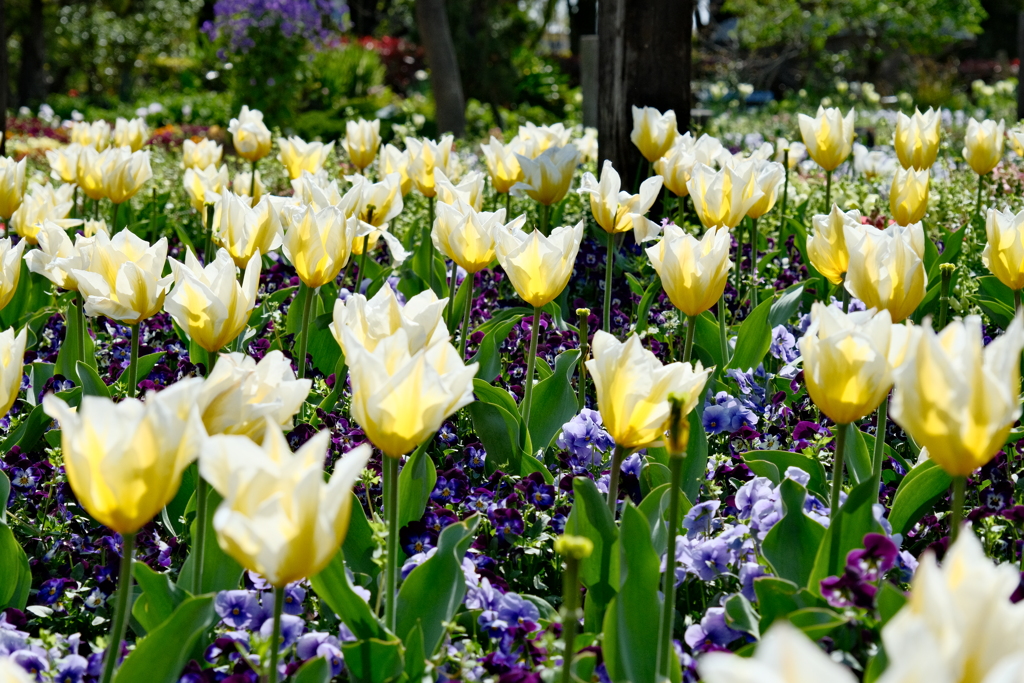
[
  {"xmin": 569, "ymin": 0, "xmax": 597, "ymax": 57},
  {"xmin": 350, "ymin": 0, "xmax": 385, "ymax": 36},
  {"xmin": 598, "ymin": 0, "xmax": 692, "ymax": 191},
  {"xmin": 1018, "ymin": 12, "xmax": 1024, "ymax": 123},
  {"xmin": 0, "ymin": 0, "xmax": 6, "ymax": 157},
  {"xmin": 415, "ymin": 0, "xmax": 466, "ymax": 137},
  {"xmin": 17, "ymin": 0, "xmax": 46, "ymax": 108}
]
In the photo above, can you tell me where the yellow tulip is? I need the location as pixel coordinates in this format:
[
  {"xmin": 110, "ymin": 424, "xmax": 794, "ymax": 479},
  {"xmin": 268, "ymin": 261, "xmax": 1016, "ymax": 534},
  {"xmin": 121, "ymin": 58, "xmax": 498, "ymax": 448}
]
[
  {"xmin": 963, "ymin": 117, "xmax": 1005, "ymax": 176},
  {"xmin": 435, "ymin": 169, "xmax": 485, "ymax": 211},
  {"xmin": 83, "ymin": 219, "xmax": 109, "ymax": 238},
  {"xmin": 686, "ymin": 162, "xmax": 763, "ymax": 230},
  {"xmin": 183, "ymin": 164, "xmax": 229, "ymax": 213},
  {"xmin": 889, "ymin": 167, "xmax": 929, "ymax": 226},
  {"xmin": 214, "ymin": 192, "xmax": 282, "ymax": 268},
  {"xmin": 232, "ymin": 169, "xmax": 265, "ymax": 203},
  {"xmin": 844, "ymin": 222, "xmax": 927, "ymax": 323},
  {"xmin": 45, "ymin": 144, "xmax": 82, "ymax": 185},
  {"xmin": 0, "ymin": 238, "xmax": 25, "ymax": 313},
  {"xmin": 112, "ymin": 117, "xmax": 150, "ymax": 152},
  {"xmin": 25, "ymin": 221, "xmax": 95, "ymax": 292},
  {"xmin": 341, "ymin": 172, "xmax": 405, "ymax": 228},
  {"xmin": 405, "ymin": 136, "xmax": 453, "ymax": 198},
  {"xmin": 379, "ymin": 144, "xmax": 412, "ymax": 196},
  {"xmin": 512, "ymin": 145, "xmax": 580, "ymax": 207},
  {"xmin": 799, "ymin": 303, "xmax": 896, "ymax": 424},
  {"xmin": 228, "ymin": 106, "xmax": 272, "ymax": 162},
  {"xmin": 197, "ymin": 351, "xmax": 312, "ymax": 442},
  {"xmin": 646, "ymin": 225, "xmax": 732, "ymax": 317},
  {"xmin": 807, "ymin": 204, "xmax": 861, "ymax": 285},
  {"xmin": 630, "ymin": 106, "xmax": 678, "ymax": 163},
  {"xmin": 42, "ymin": 380, "xmax": 206, "ymax": 534},
  {"xmin": 69, "ymin": 120, "xmax": 111, "ymax": 151},
  {"xmin": 1010, "ymin": 129, "xmax": 1024, "ymax": 157},
  {"xmin": 518, "ymin": 122, "xmax": 572, "ymax": 158},
  {"xmin": 853, "ymin": 143, "xmax": 898, "ymax": 180},
  {"xmin": 586, "ymin": 331, "xmax": 710, "ymax": 449},
  {"xmin": 891, "ymin": 315, "xmax": 1024, "ymax": 477},
  {"xmin": 984, "ymin": 208, "xmax": 1024, "ymax": 291},
  {"xmin": 277, "ymin": 136, "xmax": 335, "ymax": 180},
  {"xmin": 798, "ymin": 106, "xmax": 856, "ymax": 171},
  {"xmin": 0, "ymin": 327, "xmax": 26, "ymax": 420},
  {"xmin": 576, "ymin": 126, "xmax": 599, "ymax": 164},
  {"xmin": 183, "ymin": 138, "xmax": 224, "ymax": 170},
  {"xmin": 481, "ymin": 136, "xmax": 525, "ymax": 194},
  {"xmin": 494, "ymin": 220, "xmax": 584, "ymax": 308},
  {"xmin": 103, "ymin": 147, "xmax": 153, "ymax": 204},
  {"xmin": 0, "ymin": 157, "xmax": 26, "ymax": 220},
  {"xmin": 332, "ymin": 285, "xmax": 448, "ymax": 355},
  {"xmin": 281, "ymin": 205, "xmax": 368, "ymax": 289},
  {"xmin": 746, "ymin": 160, "xmax": 786, "ymax": 219},
  {"xmin": 342, "ymin": 326, "xmax": 477, "ymax": 458},
  {"xmin": 432, "ymin": 200, "xmax": 525, "ymax": 274},
  {"xmin": 577, "ymin": 160, "xmax": 663, "ymax": 233},
  {"xmin": 291, "ymin": 171, "xmax": 343, "ymax": 210},
  {"xmin": 75, "ymin": 146, "xmax": 111, "ymax": 201},
  {"xmin": 894, "ymin": 108, "xmax": 941, "ymax": 170},
  {"xmin": 9, "ymin": 183, "xmax": 81, "ymax": 244},
  {"xmin": 200, "ymin": 422, "xmax": 371, "ymax": 587},
  {"xmin": 165, "ymin": 248, "xmax": 260, "ymax": 353},
  {"xmin": 343, "ymin": 118, "xmax": 382, "ymax": 171},
  {"xmin": 73, "ymin": 230, "xmax": 173, "ymax": 325},
  {"xmin": 654, "ymin": 143, "xmax": 697, "ymax": 197},
  {"xmin": 774, "ymin": 138, "xmax": 807, "ymax": 169}
]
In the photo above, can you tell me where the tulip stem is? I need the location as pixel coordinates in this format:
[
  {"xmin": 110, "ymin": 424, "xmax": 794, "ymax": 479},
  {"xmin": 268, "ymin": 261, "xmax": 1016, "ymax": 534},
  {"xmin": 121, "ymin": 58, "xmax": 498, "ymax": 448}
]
[
  {"xmin": 204, "ymin": 204, "xmax": 215, "ymax": 265},
  {"xmin": 250, "ymin": 159, "xmax": 258, "ymax": 199},
  {"xmin": 938, "ymin": 263, "xmax": 955, "ymax": 328},
  {"xmin": 99, "ymin": 531, "xmax": 135, "ymax": 683},
  {"xmin": 296, "ymin": 283, "xmax": 314, "ymax": 380},
  {"xmin": 824, "ymin": 170, "xmax": 833, "ymax": 211},
  {"xmin": 75, "ymin": 291, "xmax": 87, "ymax": 370},
  {"xmin": 266, "ymin": 585, "xmax": 284, "ymax": 683},
  {"xmin": 522, "ymin": 307, "xmax": 541, "ymax": 428},
  {"xmin": 718, "ymin": 295, "xmax": 730, "ymax": 362},
  {"xmin": 870, "ymin": 395, "xmax": 888, "ymax": 505},
  {"xmin": 606, "ymin": 444, "xmax": 628, "ymax": 515},
  {"xmin": 111, "ymin": 201, "xmax": 120, "ymax": 235},
  {"xmin": 383, "ymin": 455, "xmax": 400, "ymax": 632},
  {"xmin": 505, "ymin": 192, "xmax": 512, "ymax": 220},
  {"xmin": 446, "ymin": 262, "xmax": 458, "ymax": 329},
  {"xmin": 576, "ymin": 308, "xmax": 590, "ymax": 410},
  {"xmin": 950, "ymin": 475, "xmax": 966, "ymax": 543},
  {"xmin": 748, "ymin": 217, "xmax": 759, "ymax": 309},
  {"xmin": 128, "ymin": 323, "xmax": 140, "ymax": 398},
  {"xmin": 603, "ymin": 232, "xmax": 614, "ymax": 333},
  {"xmin": 358, "ymin": 235, "xmax": 371, "ymax": 294},
  {"xmin": 657, "ymin": 454, "xmax": 684, "ymax": 678},
  {"xmin": 778, "ymin": 150, "xmax": 789, "ymax": 233},
  {"xmin": 192, "ymin": 477, "xmax": 208, "ymax": 595},
  {"xmin": 830, "ymin": 423, "xmax": 849, "ymax": 523},
  {"xmin": 683, "ymin": 314, "xmax": 696, "ymax": 364},
  {"xmin": 459, "ymin": 274, "xmax": 474, "ymax": 360},
  {"xmin": 975, "ymin": 172, "xmax": 985, "ymax": 221},
  {"xmin": 71, "ymin": 185, "xmax": 79, "ymax": 220},
  {"xmin": 1016, "ymin": 289, "xmax": 1022, "ymax": 314},
  {"xmin": 559, "ymin": 554, "xmax": 582, "ymax": 683},
  {"xmin": 540, "ymin": 203, "xmax": 551, "ymax": 236},
  {"xmin": 841, "ymin": 272, "xmax": 851, "ymax": 314},
  {"xmin": 427, "ymin": 197, "xmax": 436, "ymax": 293}
]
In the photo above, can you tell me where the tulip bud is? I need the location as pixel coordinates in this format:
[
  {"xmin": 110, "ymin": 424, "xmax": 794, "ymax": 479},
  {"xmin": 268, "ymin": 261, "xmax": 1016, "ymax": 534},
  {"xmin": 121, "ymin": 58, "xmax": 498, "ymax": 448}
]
[
  {"xmin": 894, "ymin": 108, "xmax": 941, "ymax": 170},
  {"xmin": 200, "ymin": 421, "xmax": 372, "ymax": 586},
  {"xmin": 646, "ymin": 225, "xmax": 732, "ymax": 317},
  {"xmin": 183, "ymin": 138, "xmax": 224, "ymax": 170},
  {"xmin": 73, "ymin": 229, "xmax": 173, "ymax": 325},
  {"xmin": 0, "ymin": 157, "xmax": 26, "ymax": 220},
  {"xmin": 0, "ymin": 238, "xmax": 25, "ymax": 313},
  {"xmin": 228, "ymin": 106, "xmax": 272, "ymax": 162},
  {"xmin": 554, "ymin": 535, "xmax": 594, "ymax": 560},
  {"xmin": 577, "ymin": 160, "xmax": 663, "ymax": 233},
  {"xmin": 1010, "ymin": 129, "xmax": 1024, "ymax": 157},
  {"xmin": 84, "ymin": 219, "xmax": 109, "ymax": 238},
  {"xmin": 45, "ymin": 144, "xmax": 82, "ymax": 185},
  {"xmin": 494, "ymin": 220, "xmax": 584, "ymax": 308},
  {"xmin": 69, "ymin": 120, "xmax": 111, "ymax": 151},
  {"xmin": 963, "ymin": 118, "xmax": 1005, "ymax": 176},
  {"xmin": 891, "ymin": 315, "xmax": 1024, "ymax": 476},
  {"xmin": 435, "ymin": 169, "xmax": 485, "ymax": 211},
  {"xmin": 103, "ymin": 147, "xmax": 153, "ymax": 204},
  {"xmin": 0, "ymin": 327, "xmax": 27, "ymax": 419},
  {"xmin": 984, "ymin": 208, "xmax": 1024, "ymax": 290},
  {"xmin": 25, "ymin": 221, "xmax": 95, "ymax": 292},
  {"xmin": 277, "ymin": 136, "xmax": 335, "ymax": 180},
  {"xmin": 844, "ymin": 222, "xmax": 927, "ymax": 323},
  {"xmin": 343, "ymin": 118, "xmax": 382, "ymax": 171},
  {"xmin": 774, "ymin": 138, "xmax": 806, "ymax": 169},
  {"xmin": 214, "ymin": 192, "xmax": 282, "ymax": 268},
  {"xmin": 630, "ymin": 106, "xmax": 678, "ymax": 163},
  {"xmin": 512, "ymin": 145, "xmax": 581, "ymax": 206},
  {"xmin": 665, "ymin": 394, "xmax": 691, "ymax": 456},
  {"xmin": 654, "ymin": 144, "xmax": 697, "ymax": 197},
  {"xmin": 586, "ymin": 331, "xmax": 711, "ymax": 449},
  {"xmin": 746, "ymin": 160, "xmax": 786, "ymax": 219},
  {"xmin": 231, "ymin": 169, "xmax": 265, "ymax": 204},
  {"xmin": 379, "ymin": 144, "xmax": 412, "ymax": 196},
  {"xmin": 686, "ymin": 162, "xmax": 763, "ymax": 230},
  {"xmin": 481, "ymin": 136, "xmax": 525, "ymax": 194},
  {"xmin": 337, "ymin": 173, "xmax": 409, "ymax": 264},
  {"xmin": 112, "ymin": 117, "xmax": 150, "ymax": 152},
  {"xmin": 432, "ymin": 199, "xmax": 525, "ymax": 274},
  {"xmin": 281, "ymin": 205, "xmax": 369, "ymax": 289},
  {"xmin": 405, "ymin": 136, "xmax": 454, "ymax": 198},
  {"xmin": 798, "ymin": 106, "xmax": 856, "ymax": 171},
  {"xmin": 183, "ymin": 164, "xmax": 229, "ymax": 213},
  {"xmin": 889, "ymin": 167, "xmax": 929, "ymax": 226},
  {"xmin": 807, "ymin": 205, "xmax": 862, "ymax": 285},
  {"xmin": 43, "ymin": 380, "xmax": 206, "ymax": 534},
  {"xmin": 518, "ymin": 122, "xmax": 572, "ymax": 158},
  {"xmin": 332, "ymin": 285, "xmax": 448, "ymax": 356}
]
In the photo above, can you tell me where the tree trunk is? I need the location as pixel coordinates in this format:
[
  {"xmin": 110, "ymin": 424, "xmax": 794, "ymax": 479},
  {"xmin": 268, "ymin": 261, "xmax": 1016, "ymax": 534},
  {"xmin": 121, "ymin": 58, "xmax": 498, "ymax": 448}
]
[
  {"xmin": 0, "ymin": 0, "xmax": 7, "ymax": 157},
  {"xmin": 598, "ymin": 0, "xmax": 692, "ymax": 191},
  {"xmin": 17, "ymin": 0, "xmax": 46, "ymax": 108},
  {"xmin": 416, "ymin": 0, "xmax": 466, "ymax": 137},
  {"xmin": 569, "ymin": 0, "xmax": 597, "ymax": 57},
  {"xmin": 1018, "ymin": 12, "xmax": 1024, "ymax": 123}
]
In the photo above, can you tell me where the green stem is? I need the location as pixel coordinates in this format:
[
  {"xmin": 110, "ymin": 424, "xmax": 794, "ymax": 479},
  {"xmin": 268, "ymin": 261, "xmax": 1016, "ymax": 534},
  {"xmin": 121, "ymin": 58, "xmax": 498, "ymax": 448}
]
[
  {"xmin": 251, "ymin": 159, "xmax": 258, "ymax": 200},
  {"xmin": 560, "ymin": 556, "xmax": 581, "ymax": 683},
  {"xmin": 870, "ymin": 395, "xmax": 888, "ymax": 505},
  {"xmin": 718, "ymin": 295, "xmax": 730, "ymax": 362},
  {"xmin": 98, "ymin": 531, "xmax": 135, "ymax": 683},
  {"xmin": 296, "ymin": 283, "xmax": 315, "ymax": 380},
  {"xmin": 604, "ymin": 231, "xmax": 614, "ymax": 333},
  {"xmin": 522, "ymin": 307, "xmax": 541, "ymax": 427},
  {"xmin": 505, "ymin": 192, "xmax": 511, "ymax": 219},
  {"xmin": 606, "ymin": 444, "xmax": 627, "ymax": 515},
  {"xmin": 540, "ymin": 203, "xmax": 551, "ymax": 235},
  {"xmin": 266, "ymin": 585, "xmax": 284, "ymax": 683},
  {"xmin": 427, "ymin": 197, "xmax": 436, "ymax": 293},
  {"xmin": 192, "ymin": 478, "xmax": 209, "ymax": 595},
  {"xmin": 577, "ymin": 309, "xmax": 590, "ymax": 411},
  {"xmin": 841, "ymin": 273, "xmax": 851, "ymax": 314},
  {"xmin": 1016, "ymin": 288, "xmax": 1022, "ymax": 314},
  {"xmin": 446, "ymin": 262, "xmax": 458, "ymax": 329},
  {"xmin": 675, "ymin": 195, "xmax": 685, "ymax": 226},
  {"xmin": 383, "ymin": 455, "xmax": 400, "ymax": 632},
  {"xmin": 950, "ymin": 475, "xmax": 966, "ymax": 543},
  {"xmin": 72, "ymin": 186, "xmax": 79, "ymax": 220},
  {"xmin": 459, "ymin": 274, "xmax": 474, "ymax": 360},
  {"xmin": 657, "ymin": 455, "xmax": 684, "ymax": 677},
  {"xmin": 683, "ymin": 314, "xmax": 696, "ymax": 363},
  {"xmin": 111, "ymin": 201, "xmax": 120, "ymax": 235},
  {"xmin": 204, "ymin": 204, "xmax": 215, "ymax": 264},
  {"xmin": 830, "ymin": 423, "xmax": 849, "ymax": 522},
  {"xmin": 825, "ymin": 169, "xmax": 833, "ymax": 211},
  {"xmin": 778, "ymin": 151, "xmax": 789, "ymax": 232},
  {"xmin": 75, "ymin": 291, "xmax": 86, "ymax": 369},
  {"xmin": 938, "ymin": 264, "xmax": 955, "ymax": 329},
  {"xmin": 358, "ymin": 235, "xmax": 371, "ymax": 293},
  {"xmin": 128, "ymin": 323, "xmax": 140, "ymax": 398},
  {"xmin": 748, "ymin": 217, "xmax": 758, "ymax": 309}
]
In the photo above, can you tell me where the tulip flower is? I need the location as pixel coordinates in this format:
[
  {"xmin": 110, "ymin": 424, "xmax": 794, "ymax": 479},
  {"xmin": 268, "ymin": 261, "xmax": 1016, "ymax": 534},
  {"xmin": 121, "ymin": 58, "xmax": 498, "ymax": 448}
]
[
  {"xmin": 45, "ymin": 143, "xmax": 82, "ymax": 185},
  {"xmin": 984, "ymin": 207, "xmax": 1024, "ymax": 304},
  {"xmin": 964, "ymin": 117, "xmax": 1005, "ymax": 177},
  {"xmin": 103, "ymin": 147, "xmax": 153, "ymax": 213},
  {"xmin": 332, "ymin": 284, "xmax": 448, "ymax": 357},
  {"xmin": 379, "ymin": 143, "xmax": 412, "ymax": 196},
  {"xmin": 654, "ymin": 143, "xmax": 697, "ymax": 199},
  {"xmin": 481, "ymin": 136, "xmax": 525, "ymax": 196},
  {"xmin": 774, "ymin": 137, "xmax": 807, "ymax": 169},
  {"xmin": 182, "ymin": 138, "xmax": 224, "ymax": 170},
  {"xmin": 700, "ymin": 621, "xmax": 857, "ymax": 683},
  {"xmin": 69, "ymin": 120, "xmax": 111, "ymax": 151},
  {"xmin": 343, "ymin": 118, "xmax": 382, "ymax": 171},
  {"xmin": 432, "ymin": 200, "xmax": 521, "ymax": 275},
  {"xmin": 0, "ymin": 327, "xmax": 27, "ymax": 419},
  {"xmin": 0, "ymin": 156, "xmax": 26, "ymax": 220},
  {"xmin": 197, "ymin": 351, "xmax": 311, "ymax": 442},
  {"xmin": 631, "ymin": 106, "xmax": 678, "ymax": 163},
  {"xmin": 878, "ymin": 531, "xmax": 1024, "ymax": 683},
  {"xmin": 73, "ymin": 229, "xmax": 172, "ymax": 326},
  {"xmin": 798, "ymin": 106, "xmax": 855, "ymax": 208},
  {"xmin": 183, "ymin": 164, "xmax": 230, "ymax": 213},
  {"xmin": 84, "ymin": 219, "xmax": 109, "ymax": 237},
  {"xmin": 405, "ymin": 136, "xmax": 454, "ymax": 199},
  {"xmin": 807, "ymin": 204, "xmax": 861, "ymax": 290},
  {"xmin": 894, "ymin": 107, "xmax": 941, "ymax": 170},
  {"xmin": 231, "ymin": 170, "xmax": 265, "ymax": 203},
  {"xmin": 165, "ymin": 248, "xmax": 260, "ymax": 354},
  {"xmin": 112, "ymin": 117, "xmax": 150, "ymax": 152},
  {"xmin": 277, "ymin": 136, "xmax": 335, "ymax": 180},
  {"xmin": 686, "ymin": 161, "xmax": 763, "ymax": 231},
  {"xmin": 214, "ymin": 192, "xmax": 282, "ymax": 268},
  {"xmin": 586, "ymin": 330, "xmax": 711, "ymax": 510},
  {"xmin": 75, "ymin": 146, "xmax": 111, "ymax": 202},
  {"xmin": 338, "ymin": 173, "xmax": 409, "ymax": 275},
  {"xmin": 518, "ymin": 122, "xmax": 572, "ymax": 158},
  {"xmin": 844, "ymin": 221, "xmax": 927, "ymax": 323},
  {"xmin": 9, "ymin": 183, "xmax": 81, "ymax": 244},
  {"xmin": 435, "ymin": 168, "xmax": 485, "ymax": 211},
  {"xmin": 229, "ymin": 106, "xmax": 272, "ymax": 163},
  {"xmin": 291, "ymin": 171, "xmax": 343, "ymax": 209},
  {"xmin": 853, "ymin": 143, "xmax": 898, "ymax": 180},
  {"xmin": 743, "ymin": 160, "xmax": 786, "ymax": 306},
  {"xmin": 0, "ymin": 238, "xmax": 25, "ymax": 314},
  {"xmin": 1011, "ymin": 128, "xmax": 1024, "ymax": 157},
  {"xmin": 889, "ymin": 167, "xmax": 929, "ymax": 226},
  {"xmin": 512, "ymin": 146, "xmax": 581, "ymax": 223}
]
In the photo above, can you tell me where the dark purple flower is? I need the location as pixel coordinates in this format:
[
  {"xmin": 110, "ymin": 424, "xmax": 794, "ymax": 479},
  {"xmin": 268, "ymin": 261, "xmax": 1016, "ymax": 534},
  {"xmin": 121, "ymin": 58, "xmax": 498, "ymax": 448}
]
[
  {"xmin": 215, "ymin": 590, "xmax": 259, "ymax": 629},
  {"xmin": 54, "ymin": 654, "xmax": 88, "ymax": 683},
  {"xmin": 466, "ymin": 445, "xmax": 487, "ymax": 469},
  {"xmin": 845, "ymin": 533, "xmax": 899, "ymax": 581},
  {"xmin": 683, "ymin": 607, "xmax": 742, "ymax": 652},
  {"xmin": 490, "ymin": 509, "xmax": 524, "ymax": 542},
  {"xmin": 496, "ymin": 593, "xmax": 540, "ymax": 633},
  {"xmin": 36, "ymin": 578, "xmax": 73, "ymax": 606},
  {"xmin": 281, "ymin": 584, "xmax": 306, "ymax": 616},
  {"xmin": 820, "ymin": 570, "xmax": 877, "ymax": 609}
]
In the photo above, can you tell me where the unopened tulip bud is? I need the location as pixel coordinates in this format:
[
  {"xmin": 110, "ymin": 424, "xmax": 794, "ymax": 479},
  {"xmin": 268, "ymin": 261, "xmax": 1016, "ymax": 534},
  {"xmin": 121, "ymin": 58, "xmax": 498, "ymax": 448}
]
[{"xmin": 554, "ymin": 534, "xmax": 594, "ymax": 560}]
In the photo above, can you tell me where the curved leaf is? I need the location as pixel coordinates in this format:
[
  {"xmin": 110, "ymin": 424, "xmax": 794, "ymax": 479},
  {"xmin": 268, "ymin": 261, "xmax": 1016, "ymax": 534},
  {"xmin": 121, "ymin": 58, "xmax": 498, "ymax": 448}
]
[
  {"xmin": 888, "ymin": 460, "xmax": 952, "ymax": 537},
  {"xmin": 762, "ymin": 479, "xmax": 825, "ymax": 587},
  {"xmin": 398, "ymin": 441, "xmax": 436, "ymax": 531},
  {"xmin": 113, "ymin": 595, "xmax": 217, "ymax": 683}
]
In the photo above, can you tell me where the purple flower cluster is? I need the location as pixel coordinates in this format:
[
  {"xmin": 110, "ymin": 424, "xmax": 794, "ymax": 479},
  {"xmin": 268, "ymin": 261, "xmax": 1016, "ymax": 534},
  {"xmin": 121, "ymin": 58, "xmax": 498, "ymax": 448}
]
[
  {"xmin": 556, "ymin": 409, "xmax": 614, "ymax": 472},
  {"xmin": 202, "ymin": 0, "xmax": 348, "ymax": 54}
]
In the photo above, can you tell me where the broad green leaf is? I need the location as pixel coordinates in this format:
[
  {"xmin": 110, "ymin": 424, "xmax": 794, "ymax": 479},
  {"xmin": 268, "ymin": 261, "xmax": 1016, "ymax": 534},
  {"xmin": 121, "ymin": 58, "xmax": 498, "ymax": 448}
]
[
  {"xmin": 310, "ymin": 548, "xmax": 388, "ymax": 641},
  {"xmin": 724, "ymin": 593, "xmax": 760, "ymax": 639},
  {"xmin": 54, "ymin": 300, "xmax": 97, "ymax": 381},
  {"xmin": 566, "ymin": 477, "xmax": 619, "ymax": 632},
  {"xmin": 307, "ymin": 311, "xmax": 342, "ymax": 377},
  {"xmin": 340, "ymin": 637, "xmax": 405, "ymax": 683},
  {"xmin": 808, "ymin": 479, "xmax": 884, "ymax": 592},
  {"xmin": 753, "ymin": 576, "xmax": 825, "ymax": 633},
  {"xmin": 762, "ymin": 479, "xmax": 826, "ymax": 587},
  {"xmin": 888, "ymin": 460, "xmax": 951, "ymax": 537},
  {"xmin": 844, "ymin": 424, "xmax": 872, "ymax": 485},
  {"xmin": 178, "ymin": 489, "xmax": 244, "ymax": 594},
  {"xmin": 131, "ymin": 563, "xmax": 189, "ymax": 634},
  {"xmin": 727, "ymin": 297, "xmax": 774, "ymax": 371},
  {"xmin": 681, "ymin": 410, "xmax": 708, "ymax": 503},
  {"xmin": 526, "ymin": 349, "xmax": 580, "ymax": 449},
  {"xmin": 0, "ymin": 523, "xmax": 31, "ymax": 609},
  {"xmin": 694, "ymin": 311, "xmax": 724, "ymax": 369},
  {"xmin": 637, "ymin": 482, "xmax": 693, "ymax": 558},
  {"xmin": 116, "ymin": 352, "xmax": 165, "ymax": 390},
  {"xmin": 787, "ymin": 607, "xmax": 847, "ymax": 640},
  {"xmin": 341, "ymin": 493, "xmax": 378, "ymax": 578},
  {"xmin": 76, "ymin": 361, "xmax": 111, "ymax": 398},
  {"xmin": 397, "ymin": 441, "xmax": 437, "ymax": 531},
  {"xmin": 112, "ymin": 595, "xmax": 217, "ymax": 683},
  {"xmin": 768, "ymin": 283, "xmax": 805, "ymax": 327},
  {"xmin": 633, "ymin": 276, "xmax": 662, "ymax": 336},
  {"xmin": 293, "ymin": 656, "xmax": 332, "ymax": 683},
  {"xmin": 0, "ymin": 471, "xmax": 8, "ymax": 521},
  {"xmin": 402, "ymin": 622, "xmax": 427, "ymax": 682},
  {"xmin": 521, "ymin": 452, "xmax": 554, "ymax": 483},
  {"xmin": 470, "ymin": 317, "xmax": 519, "ymax": 382},
  {"xmin": 877, "ymin": 582, "xmax": 908, "ymax": 625},
  {"xmin": 640, "ymin": 462, "xmax": 671, "ymax": 500}
]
